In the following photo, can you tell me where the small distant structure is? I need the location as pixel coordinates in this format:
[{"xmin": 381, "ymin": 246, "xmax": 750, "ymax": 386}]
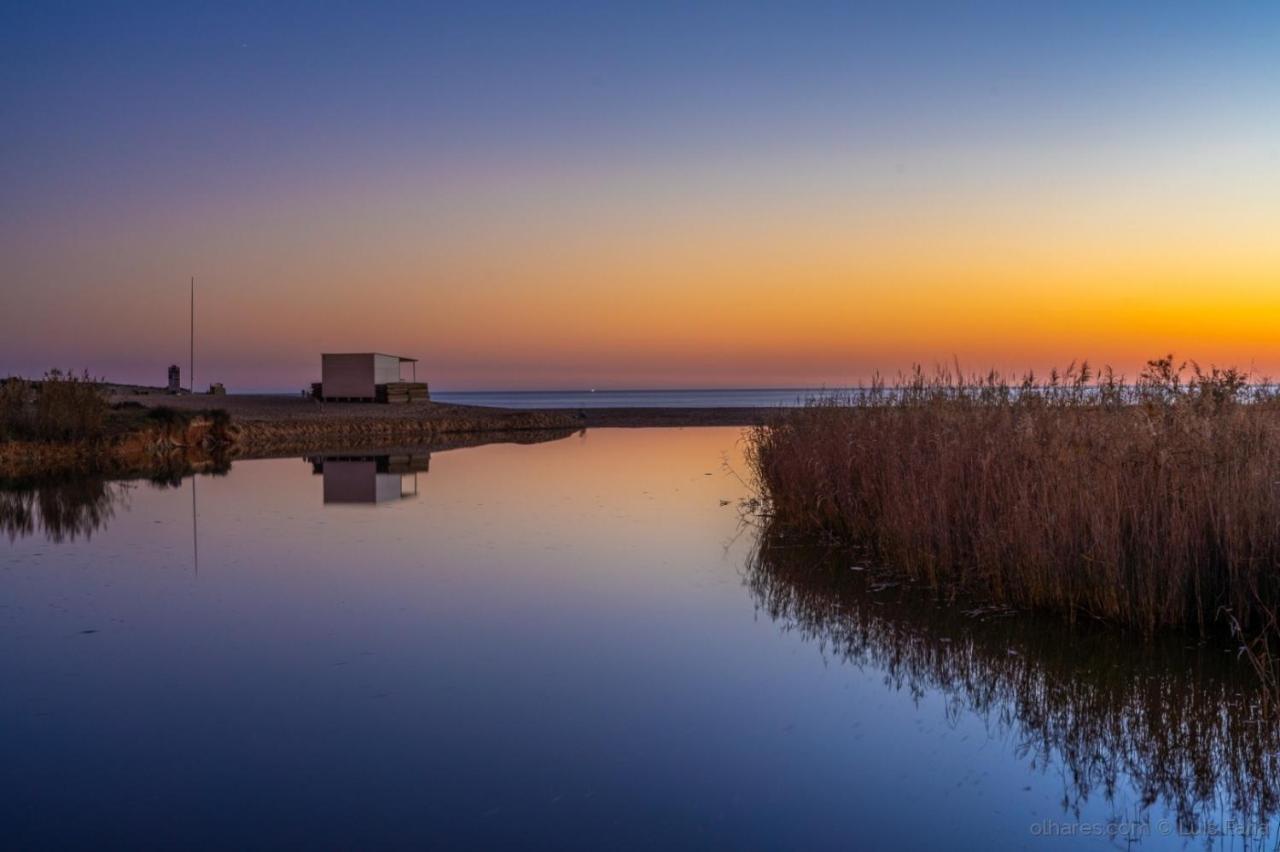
[
  {"xmin": 320, "ymin": 353, "xmax": 427, "ymax": 403},
  {"xmin": 167, "ymin": 365, "xmax": 181, "ymax": 394},
  {"xmin": 207, "ymin": 382, "xmax": 226, "ymax": 396}
]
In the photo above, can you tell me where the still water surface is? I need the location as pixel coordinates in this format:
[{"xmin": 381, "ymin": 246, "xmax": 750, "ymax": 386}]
[{"xmin": 3, "ymin": 428, "xmax": 1277, "ymax": 849}]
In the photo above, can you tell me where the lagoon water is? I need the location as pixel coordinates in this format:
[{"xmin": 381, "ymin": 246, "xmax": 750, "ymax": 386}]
[{"xmin": 3, "ymin": 428, "xmax": 1278, "ymax": 849}]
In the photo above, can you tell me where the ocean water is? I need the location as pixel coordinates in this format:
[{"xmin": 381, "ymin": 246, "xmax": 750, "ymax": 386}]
[
  {"xmin": 3, "ymin": 427, "xmax": 1276, "ymax": 849},
  {"xmin": 432, "ymin": 383, "xmax": 1280, "ymax": 410},
  {"xmin": 432, "ymin": 388, "xmax": 841, "ymax": 408}
]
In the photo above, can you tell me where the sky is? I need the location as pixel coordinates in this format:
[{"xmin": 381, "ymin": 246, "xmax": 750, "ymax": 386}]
[{"xmin": 2, "ymin": 1, "xmax": 1278, "ymax": 391}]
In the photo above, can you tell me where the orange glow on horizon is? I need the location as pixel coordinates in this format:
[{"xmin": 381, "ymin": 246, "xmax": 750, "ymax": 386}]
[{"xmin": 4, "ymin": 69, "xmax": 1278, "ymax": 390}]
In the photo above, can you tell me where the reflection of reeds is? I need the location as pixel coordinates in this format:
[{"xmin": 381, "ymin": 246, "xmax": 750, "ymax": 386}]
[
  {"xmin": 746, "ymin": 534, "xmax": 1280, "ymax": 833},
  {"xmin": 747, "ymin": 358, "xmax": 1280, "ymax": 648},
  {"xmin": 0, "ymin": 476, "xmax": 128, "ymax": 543}
]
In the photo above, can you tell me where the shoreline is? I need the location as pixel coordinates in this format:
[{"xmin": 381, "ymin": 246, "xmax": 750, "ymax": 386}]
[
  {"xmin": 112, "ymin": 392, "xmax": 781, "ymax": 429},
  {"xmin": 0, "ymin": 393, "xmax": 781, "ymax": 480}
]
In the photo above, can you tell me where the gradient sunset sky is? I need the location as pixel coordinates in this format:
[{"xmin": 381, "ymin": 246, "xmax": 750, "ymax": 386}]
[{"xmin": 3, "ymin": 2, "xmax": 1278, "ymax": 390}]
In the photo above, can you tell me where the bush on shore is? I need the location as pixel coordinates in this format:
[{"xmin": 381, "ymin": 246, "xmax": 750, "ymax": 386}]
[
  {"xmin": 746, "ymin": 357, "xmax": 1280, "ymax": 647},
  {"xmin": 0, "ymin": 379, "xmax": 27, "ymax": 439},
  {"xmin": 0, "ymin": 370, "xmax": 108, "ymax": 442},
  {"xmin": 144, "ymin": 405, "xmax": 231, "ymax": 430}
]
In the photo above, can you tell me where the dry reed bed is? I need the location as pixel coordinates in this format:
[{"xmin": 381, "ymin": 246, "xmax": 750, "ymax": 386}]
[{"xmin": 746, "ymin": 358, "xmax": 1280, "ymax": 646}]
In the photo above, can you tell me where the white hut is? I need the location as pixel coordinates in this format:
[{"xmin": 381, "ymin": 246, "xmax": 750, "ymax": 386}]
[{"xmin": 320, "ymin": 353, "xmax": 423, "ymax": 402}]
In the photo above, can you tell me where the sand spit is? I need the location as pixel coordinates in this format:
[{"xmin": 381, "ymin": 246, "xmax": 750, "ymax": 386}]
[
  {"xmin": 115, "ymin": 393, "xmax": 778, "ymax": 429},
  {"xmin": 1, "ymin": 392, "xmax": 783, "ymax": 480}
]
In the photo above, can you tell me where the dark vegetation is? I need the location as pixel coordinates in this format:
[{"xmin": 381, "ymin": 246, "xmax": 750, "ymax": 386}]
[
  {"xmin": 0, "ymin": 372, "xmax": 229, "ymax": 445},
  {"xmin": 0, "ymin": 370, "xmax": 108, "ymax": 442},
  {"xmin": 140, "ymin": 404, "xmax": 232, "ymax": 430},
  {"xmin": 746, "ymin": 357, "xmax": 1280, "ymax": 685}
]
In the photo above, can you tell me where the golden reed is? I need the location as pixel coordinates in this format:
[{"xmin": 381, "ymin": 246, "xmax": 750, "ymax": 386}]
[{"xmin": 747, "ymin": 357, "xmax": 1280, "ymax": 662}]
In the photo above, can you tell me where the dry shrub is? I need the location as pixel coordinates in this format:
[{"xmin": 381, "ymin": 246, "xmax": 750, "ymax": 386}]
[
  {"xmin": 747, "ymin": 356, "xmax": 1280, "ymax": 642},
  {"xmin": 0, "ymin": 378, "xmax": 30, "ymax": 440},
  {"xmin": 0, "ymin": 370, "xmax": 108, "ymax": 442},
  {"xmin": 35, "ymin": 369, "xmax": 107, "ymax": 441}
]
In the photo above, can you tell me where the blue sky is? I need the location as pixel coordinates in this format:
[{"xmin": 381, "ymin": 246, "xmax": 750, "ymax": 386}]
[{"xmin": 3, "ymin": 2, "xmax": 1278, "ymax": 389}]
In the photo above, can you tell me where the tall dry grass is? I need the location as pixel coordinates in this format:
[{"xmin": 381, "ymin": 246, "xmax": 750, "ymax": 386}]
[
  {"xmin": 746, "ymin": 357, "xmax": 1280, "ymax": 646},
  {"xmin": 0, "ymin": 370, "xmax": 107, "ymax": 442}
]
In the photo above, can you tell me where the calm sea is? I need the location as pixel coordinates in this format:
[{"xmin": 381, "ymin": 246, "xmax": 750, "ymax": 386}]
[
  {"xmin": 3, "ymin": 428, "xmax": 1274, "ymax": 849},
  {"xmin": 432, "ymin": 388, "xmax": 842, "ymax": 408}
]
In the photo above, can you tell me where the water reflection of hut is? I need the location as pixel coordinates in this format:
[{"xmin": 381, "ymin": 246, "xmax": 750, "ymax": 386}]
[{"xmin": 307, "ymin": 453, "xmax": 430, "ymax": 504}]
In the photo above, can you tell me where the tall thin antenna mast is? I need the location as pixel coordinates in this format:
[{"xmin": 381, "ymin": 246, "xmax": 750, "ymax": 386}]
[{"xmin": 189, "ymin": 276, "xmax": 195, "ymax": 394}]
